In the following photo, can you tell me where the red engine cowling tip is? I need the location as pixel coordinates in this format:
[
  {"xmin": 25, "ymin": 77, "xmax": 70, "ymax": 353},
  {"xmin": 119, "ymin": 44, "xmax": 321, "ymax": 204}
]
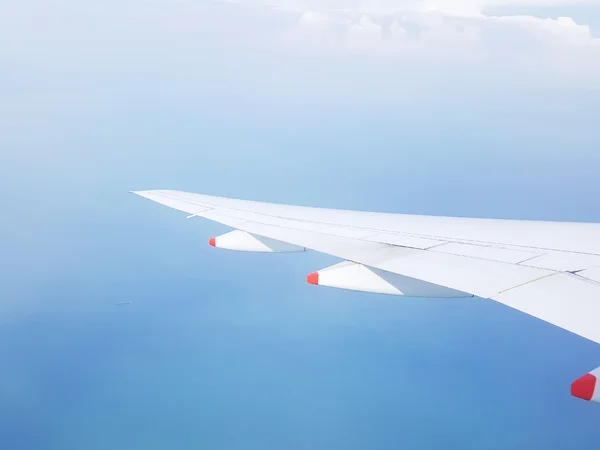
[{"xmin": 571, "ymin": 373, "xmax": 597, "ymax": 401}]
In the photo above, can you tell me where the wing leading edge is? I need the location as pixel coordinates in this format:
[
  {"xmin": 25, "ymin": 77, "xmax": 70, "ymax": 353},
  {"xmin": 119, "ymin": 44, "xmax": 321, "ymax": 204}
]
[{"xmin": 132, "ymin": 189, "xmax": 600, "ymax": 404}]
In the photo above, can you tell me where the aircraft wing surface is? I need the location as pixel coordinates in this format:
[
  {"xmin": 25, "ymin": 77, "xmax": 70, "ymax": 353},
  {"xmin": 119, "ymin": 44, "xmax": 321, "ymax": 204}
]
[{"xmin": 132, "ymin": 189, "xmax": 600, "ymax": 403}]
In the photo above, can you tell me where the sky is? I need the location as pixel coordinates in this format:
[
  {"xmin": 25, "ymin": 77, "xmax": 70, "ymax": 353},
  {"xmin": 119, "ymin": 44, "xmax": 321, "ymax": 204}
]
[{"xmin": 1, "ymin": 0, "xmax": 600, "ymax": 449}]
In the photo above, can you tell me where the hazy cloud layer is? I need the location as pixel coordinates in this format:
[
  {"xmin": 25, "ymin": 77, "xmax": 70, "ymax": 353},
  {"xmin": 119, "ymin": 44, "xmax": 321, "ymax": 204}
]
[
  {"xmin": 1, "ymin": 0, "xmax": 599, "ymax": 86},
  {"xmin": 272, "ymin": 0, "xmax": 600, "ymax": 74}
]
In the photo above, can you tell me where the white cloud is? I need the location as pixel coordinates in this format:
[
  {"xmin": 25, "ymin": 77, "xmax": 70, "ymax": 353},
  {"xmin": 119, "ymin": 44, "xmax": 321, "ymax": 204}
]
[
  {"xmin": 493, "ymin": 15, "xmax": 595, "ymax": 46},
  {"xmin": 1, "ymin": 0, "xmax": 599, "ymax": 87},
  {"xmin": 258, "ymin": 0, "xmax": 599, "ymax": 15},
  {"xmin": 348, "ymin": 16, "xmax": 384, "ymax": 50},
  {"xmin": 266, "ymin": 0, "xmax": 600, "ymax": 80}
]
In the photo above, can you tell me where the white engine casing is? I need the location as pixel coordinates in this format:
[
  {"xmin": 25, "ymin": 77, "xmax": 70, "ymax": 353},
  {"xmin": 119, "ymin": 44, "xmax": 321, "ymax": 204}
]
[{"xmin": 209, "ymin": 230, "xmax": 306, "ymax": 253}]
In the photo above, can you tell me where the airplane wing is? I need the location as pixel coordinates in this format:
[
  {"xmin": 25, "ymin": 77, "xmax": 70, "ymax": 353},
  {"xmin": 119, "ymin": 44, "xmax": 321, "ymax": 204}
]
[{"xmin": 132, "ymin": 189, "xmax": 600, "ymax": 404}]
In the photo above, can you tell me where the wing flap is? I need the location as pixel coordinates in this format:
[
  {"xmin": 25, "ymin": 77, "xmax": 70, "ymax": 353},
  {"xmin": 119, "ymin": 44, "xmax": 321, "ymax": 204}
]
[
  {"xmin": 493, "ymin": 273, "xmax": 600, "ymax": 344},
  {"xmin": 365, "ymin": 233, "xmax": 447, "ymax": 250},
  {"xmin": 430, "ymin": 242, "xmax": 542, "ymax": 264},
  {"xmin": 519, "ymin": 252, "xmax": 600, "ymax": 272}
]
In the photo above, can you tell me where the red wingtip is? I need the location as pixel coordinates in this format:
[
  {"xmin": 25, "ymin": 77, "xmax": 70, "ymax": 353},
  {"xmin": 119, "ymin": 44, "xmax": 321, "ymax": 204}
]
[
  {"xmin": 306, "ymin": 272, "xmax": 319, "ymax": 285},
  {"xmin": 208, "ymin": 237, "xmax": 216, "ymax": 247},
  {"xmin": 571, "ymin": 373, "xmax": 597, "ymax": 401}
]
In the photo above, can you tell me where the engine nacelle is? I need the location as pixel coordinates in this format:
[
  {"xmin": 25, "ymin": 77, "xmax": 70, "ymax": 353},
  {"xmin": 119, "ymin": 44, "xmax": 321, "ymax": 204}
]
[
  {"xmin": 307, "ymin": 261, "xmax": 472, "ymax": 297},
  {"xmin": 209, "ymin": 230, "xmax": 306, "ymax": 253}
]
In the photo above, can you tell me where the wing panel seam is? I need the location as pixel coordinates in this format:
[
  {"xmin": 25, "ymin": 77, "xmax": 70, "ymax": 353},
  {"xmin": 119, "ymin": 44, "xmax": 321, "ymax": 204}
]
[{"xmin": 497, "ymin": 273, "xmax": 559, "ymax": 294}]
